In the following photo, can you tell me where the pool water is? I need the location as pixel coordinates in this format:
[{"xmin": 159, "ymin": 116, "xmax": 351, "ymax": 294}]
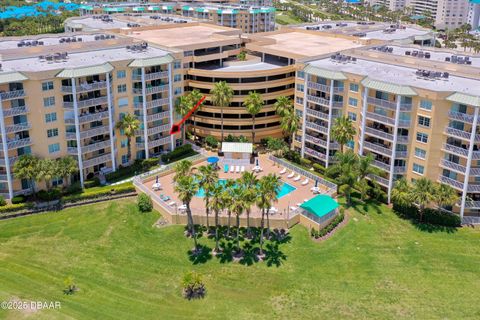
[{"xmin": 195, "ymin": 179, "xmax": 296, "ymax": 198}]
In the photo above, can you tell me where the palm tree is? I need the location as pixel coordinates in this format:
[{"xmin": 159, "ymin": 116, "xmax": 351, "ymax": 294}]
[
  {"xmin": 256, "ymin": 174, "xmax": 281, "ymax": 255},
  {"xmin": 13, "ymin": 154, "xmax": 39, "ymax": 196},
  {"xmin": 36, "ymin": 158, "xmax": 57, "ymax": 191},
  {"xmin": 209, "ymin": 184, "xmax": 224, "ymax": 253},
  {"xmin": 210, "ymin": 81, "xmax": 233, "ymax": 143},
  {"xmin": 116, "ymin": 113, "xmax": 140, "ymax": 164},
  {"xmin": 56, "ymin": 156, "xmax": 79, "ymax": 188},
  {"xmin": 222, "ymin": 179, "xmax": 236, "ymax": 238},
  {"xmin": 173, "ymin": 159, "xmax": 193, "ymax": 183},
  {"xmin": 279, "ymin": 108, "xmax": 300, "ymax": 148},
  {"xmin": 196, "ymin": 165, "xmax": 218, "ymax": 230},
  {"xmin": 243, "ymin": 91, "xmax": 264, "ymax": 143},
  {"xmin": 434, "ymin": 183, "xmax": 459, "ymax": 210},
  {"xmin": 331, "ymin": 116, "xmax": 356, "ymax": 153},
  {"xmin": 327, "ymin": 151, "xmax": 358, "ymax": 205},
  {"xmin": 240, "ymin": 171, "xmax": 258, "ymax": 237},
  {"xmin": 264, "ymin": 174, "xmax": 281, "ymax": 237},
  {"xmin": 175, "ymin": 175, "xmax": 200, "ymax": 252},
  {"xmin": 230, "ymin": 186, "xmax": 247, "ymax": 253},
  {"xmin": 355, "ymin": 154, "xmax": 379, "ymax": 201},
  {"xmin": 175, "ymin": 95, "xmax": 192, "ymax": 142},
  {"xmin": 410, "ymin": 178, "xmax": 435, "ymax": 222},
  {"xmin": 274, "ymin": 96, "xmax": 292, "ymax": 117},
  {"xmin": 189, "ymin": 89, "xmax": 204, "ymax": 143},
  {"xmin": 391, "ymin": 178, "xmax": 412, "ymax": 207}
]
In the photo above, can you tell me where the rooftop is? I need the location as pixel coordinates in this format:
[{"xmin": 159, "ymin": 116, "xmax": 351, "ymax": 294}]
[
  {"xmin": 221, "ymin": 142, "xmax": 253, "ymax": 153},
  {"xmin": 300, "ymin": 195, "xmax": 339, "ymax": 218},
  {"xmin": 0, "ymin": 33, "xmax": 115, "ymax": 51},
  {"xmin": 307, "ymin": 57, "xmax": 480, "ymax": 96}
]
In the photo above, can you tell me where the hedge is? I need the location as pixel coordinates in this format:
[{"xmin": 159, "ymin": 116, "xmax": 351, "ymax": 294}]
[
  {"xmin": 311, "ymin": 211, "xmax": 345, "ymax": 239},
  {"xmin": 313, "ymin": 163, "xmax": 325, "ymax": 174},
  {"xmin": 62, "ymin": 183, "xmax": 136, "ymax": 203},
  {"xmin": 393, "ymin": 204, "xmax": 461, "ymax": 227},
  {"xmin": 161, "ymin": 144, "xmax": 196, "ymax": 163},
  {"xmin": 0, "ymin": 203, "xmax": 34, "ymax": 214},
  {"xmin": 11, "ymin": 195, "xmax": 26, "ymax": 204},
  {"xmin": 300, "ymin": 158, "xmax": 312, "ymax": 166},
  {"xmin": 84, "ymin": 177, "xmax": 100, "ymax": 188}
]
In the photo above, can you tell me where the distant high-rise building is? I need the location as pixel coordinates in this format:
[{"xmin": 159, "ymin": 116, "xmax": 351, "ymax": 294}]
[
  {"xmin": 467, "ymin": 0, "xmax": 480, "ymax": 30},
  {"xmin": 406, "ymin": 0, "xmax": 470, "ymax": 29}
]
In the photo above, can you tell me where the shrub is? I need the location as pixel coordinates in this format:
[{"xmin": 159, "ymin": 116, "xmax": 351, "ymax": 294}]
[
  {"xmin": 300, "ymin": 158, "xmax": 312, "ymax": 166},
  {"xmin": 205, "ymin": 135, "xmax": 218, "ymax": 148},
  {"xmin": 142, "ymin": 158, "xmax": 159, "ymax": 170},
  {"xmin": 311, "ymin": 212, "xmax": 345, "ymax": 239},
  {"xmin": 393, "ymin": 204, "xmax": 461, "ymax": 227},
  {"xmin": 161, "ymin": 144, "xmax": 196, "ymax": 163},
  {"xmin": 313, "ymin": 163, "xmax": 325, "ymax": 174},
  {"xmin": 137, "ymin": 193, "xmax": 153, "ymax": 212},
  {"xmin": 283, "ymin": 149, "xmax": 301, "ymax": 164},
  {"xmin": 0, "ymin": 203, "xmax": 33, "ymax": 214},
  {"xmin": 182, "ymin": 271, "xmax": 206, "ymax": 300},
  {"xmin": 0, "ymin": 195, "xmax": 6, "ymax": 206},
  {"xmin": 11, "ymin": 195, "xmax": 25, "ymax": 204},
  {"xmin": 84, "ymin": 177, "xmax": 100, "ymax": 189},
  {"xmin": 63, "ymin": 276, "xmax": 78, "ymax": 295},
  {"xmin": 37, "ymin": 188, "xmax": 62, "ymax": 202},
  {"xmin": 62, "ymin": 183, "xmax": 136, "ymax": 203},
  {"xmin": 63, "ymin": 182, "xmax": 83, "ymax": 195}
]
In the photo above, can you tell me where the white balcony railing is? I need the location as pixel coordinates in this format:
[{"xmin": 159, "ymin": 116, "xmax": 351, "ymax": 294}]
[
  {"xmin": 0, "ymin": 138, "xmax": 32, "ymax": 150},
  {"xmin": 83, "ymin": 154, "xmax": 112, "ymax": 168},
  {"xmin": 305, "ymin": 134, "xmax": 328, "ymax": 148},
  {"xmin": 0, "ymin": 90, "xmax": 25, "ymax": 100},
  {"xmin": 304, "ymin": 147, "xmax": 326, "ymax": 161},
  {"xmin": 306, "ymin": 108, "xmax": 329, "ymax": 121},
  {"xmin": 393, "ymin": 166, "xmax": 406, "ymax": 174},
  {"xmin": 367, "ymin": 96, "xmax": 396, "ymax": 110},
  {"xmin": 445, "ymin": 127, "xmax": 471, "ymax": 140},
  {"xmin": 368, "ymin": 174, "xmax": 389, "ymax": 187},
  {"xmin": 148, "ymin": 137, "xmax": 171, "ymax": 148},
  {"xmin": 305, "ymin": 121, "xmax": 328, "ymax": 134},
  {"xmin": 61, "ymin": 81, "xmax": 108, "ymax": 93},
  {"xmin": 0, "ymin": 156, "xmax": 18, "ymax": 166},
  {"xmin": 372, "ymin": 160, "xmax": 390, "ymax": 171},
  {"xmin": 440, "ymin": 159, "xmax": 467, "ymax": 174},
  {"xmin": 146, "ymin": 111, "xmax": 170, "ymax": 122},
  {"xmin": 363, "ymin": 141, "xmax": 392, "ymax": 157},
  {"xmin": 448, "ymin": 111, "xmax": 474, "ymax": 123},
  {"xmin": 82, "ymin": 139, "xmax": 111, "ymax": 154},
  {"xmin": 80, "ymin": 126, "xmax": 110, "ymax": 139},
  {"xmin": 5, "ymin": 123, "xmax": 31, "ymax": 133},
  {"xmin": 3, "ymin": 106, "xmax": 28, "ymax": 117},
  {"xmin": 364, "ymin": 126, "xmax": 394, "ymax": 141},
  {"xmin": 306, "ymin": 95, "xmax": 329, "ymax": 106},
  {"xmin": 443, "ymin": 143, "xmax": 469, "ymax": 158},
  {"xmin": 438, "ymin": 175, "xmax": 464, "ymax": 191}
]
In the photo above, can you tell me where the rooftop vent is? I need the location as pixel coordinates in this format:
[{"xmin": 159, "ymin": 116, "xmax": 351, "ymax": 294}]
[{"xmin": 415, "ymin": 69, "xmax": 448, "ymax": 80}]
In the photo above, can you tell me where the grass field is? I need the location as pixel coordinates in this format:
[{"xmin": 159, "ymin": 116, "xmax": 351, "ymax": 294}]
[
  {"xmin": 0, "ymin": 199, "xmax": 479, "ymax": 319},
  {"xmin": 275, "ymin": 11, "xmax": 305, "ymax": 25}
]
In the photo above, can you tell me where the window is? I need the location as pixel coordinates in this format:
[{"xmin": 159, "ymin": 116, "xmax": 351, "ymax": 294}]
[
  {"xmin": 349, "ymin": 83, "xmax": 359, "ymax": 92},
  {"xmin": 174, "ymin": 60, "xmax": 181, "ymax": 69},
  {"xmin": 52, "ymin": 177, "xmax": 63, "ymax": 187},
  {"xmin": 117, "ymin": 70, "xmax": 126, "ymax": 79},
  {"xmin": 295, "ymin": 109, "xmax": 303, "ymax": 118},
  {"xmin": 346, "ymin": 140, "xmax": 354, "ymax": 149},
  {"xmin": 174, "ymin": 87, "xmax": 182, "ymax": 95},
  {"xmin": 413, "ymin": 163, "xmax": 425, "ymax": 175},
  {"xmin": 118, "ymin": 98, "xmax": 128, "ymax": 108},
  {"xmin": 47, "ymin": 128, "xmax": 59, "ymax": 138},
  {"xmin": 416, "ymin": 132, "xmax": 428, "ymax": 143},
  {"xmin": 121, "ymin": 139, "xmax": 128, "ymax": 148},
  {"xmin": 295, "ymin": 97, "xmax": 304, "ymax": 105},
  {"xmin": 414, "ymin": 147, "xmax": 426, "ymax": 159},
  {"xmin": 418, "ymin": 116, "xmax": 431, "ymax": 128},
  {"xmin": 174, "ymin": 74, "xmax": 182, "ymax": 82},
  {"xmin": 48, "ymin": 143, "xmax": 60, "ymax": 154},
  {"xmin": 297, "ymin": 71, "xmax": 305, "ymax": 79},
  {"xmin": 420, "ymin": 99, "xmax": 432, "ymax": 111},
  {"xmin": 296, "ymin": 84, "xmax": 304, "ymax": 92},
  {"xmin": 348, "ymin": 97, "xmax": 358, "ymax": 107},
  {"xmin": 42, "ymin": 81, "xmax": 54, "ymax": 91},
  {"xmin": 122, "ymin": 154, "xmax": 128, "ymax": 164},
  {"xmin": 117, "ymin": 84, "xmax": 127, "ymax": 93},
  {"xmin": 348, "ymin": 112, "xmax": 357, "ymax": 121},
  {"xmin": 45, "ymin": 112, "xmax": 57, "ymax": 123},
  {"xmin": 43, "ymin": 96, "xmax": 55, "ymax": 107}
]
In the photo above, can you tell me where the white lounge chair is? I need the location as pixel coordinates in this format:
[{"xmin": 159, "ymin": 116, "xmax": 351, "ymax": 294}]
[
  {"xmin": 280, "ymin": 168, "xmax": 287, "ymax": 174},
  {"xmin": 290, "ymin": 206, "xmax": 298, "ymax": 212},
  {"xmin": 301, "ymin": 178, "xmax": 309, "ymax": 186},
  {"xmin": 230, "ymin": 165, "xmax": 234, "ymax": 173},
  {"xmin": 287, "ymin": 171, "xmax": 295, "ymax": 178},
  {"xmin": 168, "ymin": 201, "xmax": 176, "ymax": 207},
  {"xmin": 235, "ymin": 166, "xmax": 240, "ymax": 173},
  {"xmin": 241, "ymin": 166, "xmax": 245, "ymax": 172},
  {"xmin": 293, "ymin": 174, "xmax": 301, "ymax": 181}
]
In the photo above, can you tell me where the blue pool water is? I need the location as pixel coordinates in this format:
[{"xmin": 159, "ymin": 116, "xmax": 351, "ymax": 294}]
[{"xmin": 195, "ymin": 179, "xmax": 296, "ymax": 198}]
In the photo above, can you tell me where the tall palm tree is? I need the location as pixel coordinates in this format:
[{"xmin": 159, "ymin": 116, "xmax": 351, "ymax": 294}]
[
  {"xmin": 173, "ymin": 159, "xmax": 193, "ymax": 183},
  {"xmin": 391, "ymin": 178, "xmax": 412, "ymax": 207},
  {"xmin": 256, "ymin": 174, "xmax": 281, "ymax": 255},
  {"xmin": 189, "ymin": 89, "xmax": 204, "ymax": 143},
  {"xmin": 240, "ymin": 171, "xmax": 258, "ymax": 237},
  {"xmin": 209, "ymin": 183, "xmax": 224, "ymax": 253},
  {"xmin": 264, "ymin": 174, "xmax": 281, "ymax": 237},
  {"xmin": 410, "ymin": 178, "xmax": 435, "ymax": 223},
  {"xmin": 175, "ymin": 95, "xmax": 192, "ymax": 142},
  {"xmin": 274, "ymin": 96, "xmax": 292, "ymax": 117},
  {"xmin": 175, "ymin": 175, "xmax": 200, "ymax": 252},
  {"xmin": 355, "ymin": 154, "xmax": 379, "ymax": 201},
  {"xmin": 56, "ymin": 156, "xmax": 79, "ymax": 188},
  {"xmin": 115, "ymin": 113, "xmax": 140, "ymax": 164},
  {"xmin": 210, "ymin": 81, "xmax": 233, "ymax": 143},
  {"xmin": 13, "ymin": 154, "xmax": 39, "ymax": 196},
  {"xmin": 222, "ymin": 179, "xmax": 235, "ymax": 238},
  {"xmin": 327, "ymin": 151, "xmax": 358, "ymax": 205},
  {"xmin": 279, "ymin": 108, "xmax": 300, "ymax": 148},
  {"xmin": 434, "ymin": 183, "xmax": 459, "ymax": 210},
  {"xmin": 331, "ymin": 116, "xmax": 356, "ymax": 153},
  {"xmin": 230, "ymin": 186, "xmax": 247, "ymax": 253},
  {"xmin": 36, "ymin": 158, "xmax": 57, "ymax": 191},
  {"xmin": 196, "ymin": 165, "xmax": 218, "ymax": 229},
  {"xmin": 243, "ymin": 91, "xmax": 264, "ymax": 143}
]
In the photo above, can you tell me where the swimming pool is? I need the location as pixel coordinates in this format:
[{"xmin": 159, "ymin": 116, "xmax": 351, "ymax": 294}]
[{"xmin": 195, "ymin": 179, "xmax": 296, "ymax": 198}]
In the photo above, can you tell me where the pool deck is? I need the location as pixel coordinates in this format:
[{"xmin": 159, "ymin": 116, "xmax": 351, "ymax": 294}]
[{"xmin": 137, "ymin": 154, "xmax": 335, "ymax": 228}]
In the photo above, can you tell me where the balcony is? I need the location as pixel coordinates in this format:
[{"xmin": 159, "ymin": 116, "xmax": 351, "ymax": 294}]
[
  {"xmin": 5, "ymin": 122, "xmax": 31, "ymax": 133},
  {"xmin": 364, "ymin": 126, "xmax": 393, "ymax": 141},
  {"xmin": 306, "ymin": 108, "xmax": 328, "ymax": 121},
  {"xmin": 397, "ymin": 135, "xmax": 409, "ymax": 144},
  {"xmin": 134, "ymin": 98, "xmax": 170, "ymax": 110},
  {"xmin": 0, "ymin": 174, "xmax": 9, "ymax": 181},
  {"xmin": 468, "ymin": 184, "xmax": 480, "ymax": 193},
  {"xmin": 83, "ymin": 140, "xmax": 112, "ymax": 154},
  {"xmin": 442, "ymin": 143, "xmax": 469, "ymax": 158},
  {"xmin": 132, "ymin": 85, "xmax": 168, "ymax": 95},
  {"xmin": 61, "ymin": 81, "xmax": 108, "ymax": 93},
  {"xmin": 393, "ymin": 166, "xmax": 406, "ymax": 174},
  {"xmin": 146, "ymin": 111, "xmax": 170, "ymax": 122},
  {"xmin": 464, "ymin": 201, "xmax": 480, "ymax": 209},
  {"xmin": 63, "ymin": 96, "xmax": 108, "ymax": 109},
  {"xmin": 0, "ymin": 90, "xmax": 25, "ymax": 101},
  {"xmin": 445, "ymin": 127, "xmax": 471, "ymax": 140},
  {"xmin": 3, "ymin": 106, "xmax": 28, "ymax": 117},
  {"xmin": 0, "ymin": 138, "xmax": 32, "ymax": 149},
  {"xmin": 363, "ymin": 141, "xmax": 392, "ymax": 157},
  {"xmin": 365, "ymin": 111, "xmax": 395, "ymax": 126},
  {"xmin": 65, "ymin": 110, "xmax": 110, "ymax": 124},
  {"xmin": 367, "ymin": 96, "xmax": 396, "ymax": 110},
  {"xmin": 305, "ymin": 134, "xmax": 327, "ymax": 148},
  {"xmin": 307, "ymin": 82, "xmax": 330, "ymax": 92},
  {"xmin": 305, "ymin": 122, "xmax": 328, "ymax": 134},
  {"xmin": 0, "ymin": 156, "xmax": 18, "ymax": 166},
  {"xmin": 448, "ymin": 111, "xmax": 474, "ymax": 123},
  {"xmin": 67, "ymin": 147, "xmax": 78, "ymax": 155},
  {"xmin": 438, "ymin": 175, "xmax": 463, "ymax": 191},
  {"xmin": 136, "ymin": 124, "xmax": 170, "ymax": 136},
  {"xmin": 372, "ymin": 160, "xmax": 390, "ymax": 171},
  {"xmin": 306, "ymin": 95, "xmax": 329, "ymax": 106},
  {"xmin": 440, "ymin": 159, "xmax": 466, "ymax": 174},
  {"xmin": 368, "ymin": 174, "xmax": 389, "ymax": 187},
  {"xmin": 148, "ymin": 136, "xmax": 171, "ymax": 148},
  {"xmin": 145, "ymin": 71, "xmax": 168, "ymax": 81},
  {"xmin": 304, "ymin": 147, "xmax": 327, "ymax": 161},
  {"xmin": 80, "ymin": 126, "xmax": 110, "ymax": 139},
  {"xmin": 83, "ymin": 153, "xmax": 111, "ymax": 168}
]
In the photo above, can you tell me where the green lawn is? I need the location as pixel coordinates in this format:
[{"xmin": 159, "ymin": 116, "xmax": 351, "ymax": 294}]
[
  {"xmin": 275, "ymin": 11, "xmax": 305, "ymax": 25},
  {"xmin": 0, "ymin": 199, "xmax": 479, "ymax": 319}
]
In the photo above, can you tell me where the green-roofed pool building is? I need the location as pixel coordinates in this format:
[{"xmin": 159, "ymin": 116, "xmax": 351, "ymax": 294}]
[{"xmin": 299, "ymin": 195, "xmax": 340, "ymax": 230}]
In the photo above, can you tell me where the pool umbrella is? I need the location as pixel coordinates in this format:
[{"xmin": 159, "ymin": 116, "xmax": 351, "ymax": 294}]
[
  {"xmin": 315, "ymin": 180, "xmax": 318, "ymax": 188},
  {"xmin": 156, "ymin": 175, "xmax": 159, "ymax": 184},
  {"xmin": 207, "ymin": 156, "xmax": 219, "ymax": 164}
]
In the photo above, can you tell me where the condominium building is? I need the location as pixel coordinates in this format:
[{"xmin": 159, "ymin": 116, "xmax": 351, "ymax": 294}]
[
  {"xmin": 0, "ymin": 32, "xmax": 184, "ymax": 199},
  {"xmin": 406, "ymin": 0, "xmax": 470, "ymax": 29},
  {"xmin": 467, "ymin": 0, "xmax": 480, "ymax": 29},
  {"xmin": 367, "ymin": 0, "xmax": 406, "ymax": 11},
  {"xmin": 294, "ymin": 44, "xmax": 480, "ymax": 221}
]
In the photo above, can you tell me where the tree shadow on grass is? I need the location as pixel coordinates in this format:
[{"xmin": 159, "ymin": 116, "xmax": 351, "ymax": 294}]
[
  {"xmin": 412, "ymin": 221, "xmax": 458, "ymax": 234},
  {"xmin": 349, "ymin": 197, "xmax": 383, "ymax": 215},
  {"xmin": 269, "ymin": 229, "xmax": 292, "ymax": 245},
  {"xmin": 264, "ymin": 243, "xmax": 287, "ymax": 267},
  {"xmin": 239, "ymin": 242, "xmax": 259, "ymax": 266},
  {"xmin": 188, "ymin": 244, "xmax": 212, "ymax": 265},
  {"xmin": 216, "ymin": 240, "xmax": 234, "ymax": 263}
]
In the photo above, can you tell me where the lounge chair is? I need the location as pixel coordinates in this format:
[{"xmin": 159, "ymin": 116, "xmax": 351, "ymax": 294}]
[
  {"xmin": 230, "ymin": 165, "xmax": 234, "ymax": 173},
  {"xmin": 301, "ymin": 178, "xmax": 309, "ymax": 186},
  {"xmin": 168, "ymin": 201, "xmax": 176, "ymax": 206},
  {"xmin": 293, "ymin": 174, "xmax": 301, "ymax": 181},
  {"xmin": 224, "ymin": 164, "xmax": 229, "ymax": 173},
  {"xmin": 235, "ymin": 166, "xmax": 240, "ymax": 173},
  {"xmin": 162, "ymin": 196, "xmax": 170, "ymax": 202},
  {"xmin": 241, "ymin": 166, "xmax": 245, "ymax": 172},
  {"xmin": 287, "ymin": 171, "xmax": 295, "ymax": 178},
  {"xmin": 279, "ymin": 168, "xmax": 287, "ymax": 174},
  {"xmin": 290, "ymin": 206, "xmax": 298, "ymax": 212}
]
